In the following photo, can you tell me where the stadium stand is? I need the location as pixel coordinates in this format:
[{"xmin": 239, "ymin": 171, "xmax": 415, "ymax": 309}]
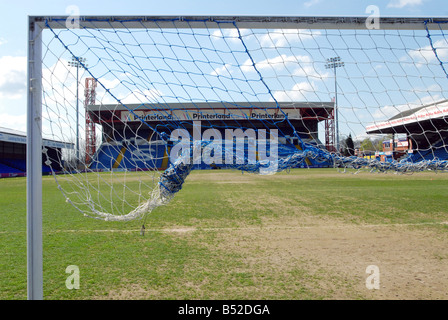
[
  {"xmin": 366, "ymin": 99, "xmax": 448, "ymax": 163},
  {"xmin": 0, "ymin": 162, "xmax": 22, "ymax": 174},
  {"xmin": 86, "ymin": 102, "xmax": 335, "ymax": 171},
  {"xmin": 0, "ymin": 127, "xmax": 73, "ymax": 178}
]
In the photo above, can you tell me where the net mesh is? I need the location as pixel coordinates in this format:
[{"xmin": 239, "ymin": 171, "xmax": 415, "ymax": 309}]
[{"xmin": 39, "ymin": 17, "xmax": 448, "ymax": 221}]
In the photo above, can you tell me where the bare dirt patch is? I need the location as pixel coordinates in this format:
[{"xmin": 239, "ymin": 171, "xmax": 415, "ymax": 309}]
[
  {"xmin": 97, "ymin": 283, "xmax": 154, "ymax": 300},
  {"xmin": 91, "ymin": 217, "xmax": 448, "ymax": 300},
  {"xmin": 186, "ymin": 171, "xmax": 257, "ymax": 184},
  {"xmin": 214, "ymin": 215, "xmax": 448, "ymax": 300},
  {"xmin": 162, "ymin": 226, "xmax": 197, "ymax": 234}
]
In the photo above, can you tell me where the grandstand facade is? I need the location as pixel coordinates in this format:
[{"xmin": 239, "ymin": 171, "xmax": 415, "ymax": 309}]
[
  {"xmin": 86, "ymin": 101, "xmax": 335, "ymax": 171},
  {"xmin": 366, "ymin": 99, "xmax": 448, "ymax": 162},
  {"xmin": 0, "ymin": 127, "xmax": 72, "ymax": 178}
]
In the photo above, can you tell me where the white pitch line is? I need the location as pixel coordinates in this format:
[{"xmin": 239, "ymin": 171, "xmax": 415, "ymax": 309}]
[{"xmin": 1, "ymin": 221, "xmax": 446, "ymax": 234}]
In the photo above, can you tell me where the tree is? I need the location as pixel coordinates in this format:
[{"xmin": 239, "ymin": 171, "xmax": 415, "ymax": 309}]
[
  {"xmin": 341, "ymin": 134, "xmax": 355, "ymax": 156},
  {"xmin": 345, "ymin": 134, "xmax": 355, "ymax": 156},
  {"xmin": 360, "ymin": 138, "xmax": 375, "ymax": 153}
]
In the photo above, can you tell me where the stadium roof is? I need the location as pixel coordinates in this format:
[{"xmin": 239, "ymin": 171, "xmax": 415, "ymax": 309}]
[
  {"xmin": 87, "ymin": 101, "xmax": 334, "ymax": 111},
  {"xmin": 365, "ymin": 99, "xmax": 448, "ymax": 135},
  {"xmin": 0, "ymin": 127, "xmax": 74, "ymax": 149},
  {"xmin": 87, "ymin": 101, "xmax": 335, "ymax": 124}
]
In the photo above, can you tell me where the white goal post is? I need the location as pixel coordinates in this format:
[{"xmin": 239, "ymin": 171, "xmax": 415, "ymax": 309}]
[{"xmin": 27, "ymin": 15, "xmax": 448, "ymax": 300}]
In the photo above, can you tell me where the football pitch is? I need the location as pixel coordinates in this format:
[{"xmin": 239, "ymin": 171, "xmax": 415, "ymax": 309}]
[{"xmin": 1, "ymin": 168, "xmax": 447, "ymax": 300}]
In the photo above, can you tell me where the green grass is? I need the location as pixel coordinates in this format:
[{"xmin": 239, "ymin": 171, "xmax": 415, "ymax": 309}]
[{"xmin": 0, "ymin": 168, "xmax": 447, "ymax": 299}]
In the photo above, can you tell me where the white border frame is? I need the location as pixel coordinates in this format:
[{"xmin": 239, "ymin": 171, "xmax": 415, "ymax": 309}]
[{"xmin": 27, "ymin": 15, "xmax": 448, "ymax": 300}]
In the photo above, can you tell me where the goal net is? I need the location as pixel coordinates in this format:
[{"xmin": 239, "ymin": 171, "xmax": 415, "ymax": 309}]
[{"xmin": 33, "ymin": 16, "xmax": 448, "ymax": 222}]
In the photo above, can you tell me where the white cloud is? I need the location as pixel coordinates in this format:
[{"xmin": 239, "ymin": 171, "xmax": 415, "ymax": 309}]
[
  {"xmin": 240, "ymin": 59, "xmax": 253, "ymax": 73},
  {"xmin": 273, "ymin": 82, "xmax": 316, "ymax": 102},
  {"xmin": 239, "ymin": 54, "xmax": 327, "ymax": 80},
  {"xmin": 213, "ymin": 54, "xmax": 312, "ymax": 75},
  {"xmin": 372, "ymin": 93, "xmax": 443, "ymax": 120},
  {"xmin": 253, "ymin": 54, "xmax": 303, "ymax": 71},
  {"xmin": 0, "ymin": 37, "xmax": 7, "ymax": 46},
  {"xmin": 210, "ymin": 63, "xmax": 234, "ymax": 77},
  {"xmin": 372, "ymin": 103, "xmax": 411, "ymax": 120},
  {"xmin": 387, "ymin": 0, "xmax": 423, "ymax": 8},
  {"xmin": 259, "ymin": 29, "xmax": 321, "ymax": 47},
  {"xmin": 94, "ymin": 77, "xmax": 122, "ymax": 104},
  {"xmin": 304, "ymin": 0, "xmax": 321, "ymax": 8},
  {"xmin": 0, "ymin": 113, "xmax": 26, "ymax": 132},
  {"xmin": 211, "ymin": 28, "xmax": 251, "ymax": 42},
  {"xmin": 213, "ymin": 28, "xmax": 321, "ymax": 48},
  {"xmin": 0, "ymin": 56, "xmax": 27, "ymax": 100},
  {"xmin": 408, "ymin": 39, "xmax": 448, "ymax": 65},
  {"xmin": 120, "ymin": 88, "xmax": 164, "ymax": 105},
  {"xmin": 212, "ymin": 30, "xmax": 223, "ymax": 38}
]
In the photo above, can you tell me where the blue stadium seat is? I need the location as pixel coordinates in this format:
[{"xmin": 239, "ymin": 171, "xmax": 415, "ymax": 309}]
[
  {"xmin": 0, "ymin": 158, "xmax": 56, "ymax": 176},
  {"xmin": 0, "ymin": 162, "xmax": 22, "ymax": 174},
  {"xmin": 89, "ymin": 144, "xmax": 122, "ymax": 170},
  {"xmin": 1, "ymin": 158, "xmax": 26, "ymax": 171},
  {"xmin": 403, "ymin": 138, "xmax": 448, "ymax": 162}
]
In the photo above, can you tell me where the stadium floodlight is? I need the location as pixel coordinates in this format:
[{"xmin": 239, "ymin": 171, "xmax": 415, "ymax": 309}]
[
  {"xmin": 325, "ymin": 56, "xmax": 344, "ymax": 153},
  {"xmin": 27, "ymin": 15, "xmax": 448, "ymax": 300},
  {"xmin": 67, "ymin": 56, "xmax": 87, "ymax": 164}
]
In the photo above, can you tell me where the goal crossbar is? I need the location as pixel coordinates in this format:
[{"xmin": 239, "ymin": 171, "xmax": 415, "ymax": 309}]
[{"xmin": 31, "ymin": 15, "xmax": 448, "ymax": 30}]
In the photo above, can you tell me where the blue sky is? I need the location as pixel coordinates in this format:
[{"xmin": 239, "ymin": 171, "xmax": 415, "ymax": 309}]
[
  {"xmin": 1, "ymin": 0, "xmax": 446, "ymax": 56},
  {"xmin": 0, "ymin": 0, "xmax": 447, "ymax": 135}
]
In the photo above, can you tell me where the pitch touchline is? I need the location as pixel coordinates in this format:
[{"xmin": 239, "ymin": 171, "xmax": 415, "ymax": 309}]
[
  {"xmin": 156, "ymin": 221, "xmax": 447, "ymax": 232},
  {"xmin": 2, "ymin": 221, "xmax": 445, "ymax": 234}
]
